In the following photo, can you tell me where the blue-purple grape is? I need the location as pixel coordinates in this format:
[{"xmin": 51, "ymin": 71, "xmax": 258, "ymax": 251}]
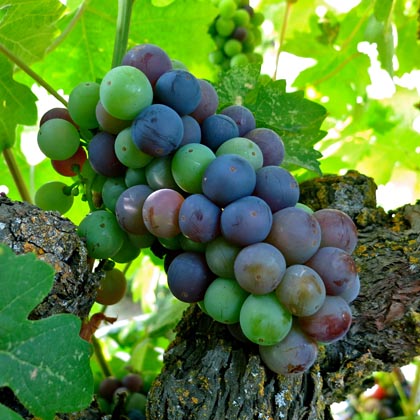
[
  {"xmin": 244, "ymin": 128, "xmax": 285, "ymax": 166},
  {"xmin": 201, "ymin": 114, "xmax": 239, "ymax": 150},
  {"xmin": 220, "ymin": 104, "xmax": 256, "ymax": 136}
]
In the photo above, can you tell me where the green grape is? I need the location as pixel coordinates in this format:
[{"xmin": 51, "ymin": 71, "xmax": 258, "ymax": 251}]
[
  {"xmin": 37, "ymin": 118, "xmax": 80, "ymax": 160},
  {"xmin": 205, "ymin": 236, "xmax": 241, "ymax": 278},
  {"xmin": 251, "ymin": 12, "xmax": 265, "ymax": 26},
  {"xmin": 102, "ymin": 176, "xmax": 127, "ymax": 213},
  {"xmin": 112, "ymin": 233, "xmax": 141, "ymax": 263},
  {"xmin": 35, "ymin": 181, "xmax": 74, "ymax": 215},
  {"xmin": 230, "ymin": 53, "xmax": 249, "ymax": 67},
  {"xmin": 239, "ymin": 293, "xmax": 292, "ymax": 346},
  {"xmin": 145, "ymin": 156, "xmax": 180, "ymax": 190},
  {"xmin": 179, "ymin": 235, "xmax": 206, "ymax": 253},
  {"xmin": 203, "ymin": 277, "xmax": 249, "ymax": 324},
  {"xmin": 100, "ymin": 65, "xmax": 153, "ymax": 120},
  {"xmin": 78, "ymin": 210, "xmax": 125, "ymax": 259},
  {"xmin": 215, "ymin": 17, "xmax": 235, "ymax": 36},
  {"xmin": 223, "ymin": 39, "xmax": 242, "ymax": 57},
  {"xmin": 209, "ymin": 50, "xmax": 225, "ymax": 65},
  {"xmin": 171, "ymin": 143, "xmax": 216, "ymax": 193},
  {"xmin": 219, "ymin": 0, "xmax": 237, "ymax": 18},
  {"xmin": 233, "ymin": 9, "xmax": 250, "ymax": 26},
  {"xmin": 115, "ymin": 127, "xmax": 154, "ymax": 169},
  {"xmin": 95, "ymin": 268, "xmax": 127, "ymax": 305},
  {"xmin": 125, "ymin": 167, "xmax": 147, "ymax": 187},
  {"xmin": 68, "ymin": 82, "xmax": 100, "ymax": 129},
  {"xmin": 216, "ymin": 137, "xmax": 263, "ymax": 170}
]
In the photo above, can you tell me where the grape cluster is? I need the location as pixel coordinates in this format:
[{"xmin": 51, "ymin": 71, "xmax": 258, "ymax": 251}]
[
  {"xmin": 98, "ymin": 373, "xmax": 146, "ymax": 420},
  {"xmin": 208, "ymin": 0, "xmax": 264, "ymax": 69},
  {"xmin": 36, "ymin": 42, "xmax": 359, "ymax": 375}
]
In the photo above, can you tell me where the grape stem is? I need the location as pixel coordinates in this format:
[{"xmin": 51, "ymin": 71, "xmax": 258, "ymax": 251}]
[
  {"xmin": 91, "ymin": 335, "xmax": 113, "ymax": 378},
  {"xmin": 2, "ymin": 148, "xmax": 33, "ymax": 204},
  {"xmin": 0, "ymin": 43, "xmax": 67, "ymax": 106},
  {"xmin": 111, "ymin": 0, "xmax": 134, "ymax": 68}
]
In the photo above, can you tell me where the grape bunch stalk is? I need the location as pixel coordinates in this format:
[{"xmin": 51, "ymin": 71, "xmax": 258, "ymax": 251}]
[{"xmin": 35, "ymin": 42, "xmax": 359, "ymax": 376}]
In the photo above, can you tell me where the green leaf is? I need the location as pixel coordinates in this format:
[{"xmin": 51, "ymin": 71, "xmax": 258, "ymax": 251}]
[
  {"xmin": 0, "ymin": 245, "xmax": 93, "ymax": 420},
  {"xmin": 0, "ymin": 404, "xmax": 23, "ymax": 420},
  {"xmin": 0, "ymin": 56, "xmax": 37, "ymax": 150},
  {"xmin": 0, "ymin": 0, "xmax": 65, "ymax": 64},
  {"xmin": 374, "ymin": 0, "xmax": 393, "ymax": 22}
]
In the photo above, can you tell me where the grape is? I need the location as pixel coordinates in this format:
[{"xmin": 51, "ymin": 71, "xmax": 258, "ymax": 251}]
[
  {"xmin": 259, "ymin": 324, "xmax": 318, "ymax": 375},
  {"xmin": 115, "ymin": 127, "xmax": 154, "ymax": 169},
  {"xmin": 220, "ymin": 104, "xmax": 256, "ymax": 136},
  {"xmin": 239, "ymin": 293, "xmax": 292, "ymax": 346},
  {"xmin": 203, "ymin": 277, "xmax": 249, "ymax": 324},
  {"xmin": 37, "ymin": 118, "xmax": 80, "ymax": 160},
  {"xmin": 115, "ymin": 184, "xmax": 153, "ymax": 235},
  {"xmin": 155, "ymin": 69, "xmax": 201, "ymax": 115},
  {"xmin": 145, "ymin": 156, "xmax": 180, "ymax": 191},
  {"xmin": 216, "ymin": 137, "xmax": 263, "ymax": 170},
  {"xmin": 96, "ymin": 101, "xmax": 132, "ymax": 135},
  {"xmin": 171, "ymin": 144, "xmax": 216, "ymax": 193},
  {"xmin": 126, "ymin": 393, "xmax": 147, "ymax": 414},
  {"xmin": 67, "ymin": 81, "xmax": 100, "ymax": 129},
  {"xmin": 127, "ymin": 409, "xmax": 146, "ymax": 420},
  {"xmin": 111, "ymin": 234, "xmax": 141, "ymax": 263},
  {"xmin": 88, "ymin": 131, "xmax": 126, "ymax": 177},
  {"xmin": 298, "ymin": 295, "xmax": 352, "ymax": 343},
  {"xmin": 313, "ymin": 208, "xmax": 358, "ymax": 254},
  {"xmin": 122, "ymin": 373, "xmax": 144, "ymax": 393},
  {"xmin": 224, "ymin": 38, "xmax": 242, "ymax": 56},
  {"xmin": 189, "ymin": 79, "xmax": 219, "ymax": 123},
  {"xmin": 125, "ymin": 167, "xmax": 147, "ymax": 187},
  {"xmin": 340, "ymin": 274, "xmax": 360, "ymax": 303},
  {"xmin": 122, "ymin": 43, "xmax": 173, "ymax": 86},
  {"xmin": 131, "ymin": 104, "xmax": 184, "ymax": 157},
  {"xmin": 234, "ymin": 242, "xmax": 286, "ymax": 294},
  {"xmin": 205, "ymin": 236, "xmax": 241, "ymax": 278},
  {"xmin": 128, "ymin": 232, "xmax": 155, "ymax": 249},
  {"xmin": 102, "ymin": 176, "xmax": 126, "ymax": 212},
  {"xmin": 142, "ymin": 188, "xmax": 185, "ymax": 238},
  {"xmin": 179, "ymin": 115, "xmax": 201, "ymax": 146},
  {"xmin": 40, "ymin": 107, "xmax": 76, "ymax": 127},
  {"xmin": 233, "ymin": 9, "xmax": 250, "ymax": 26},
  {"xmin": 275, "ymin": 265, "xmax": 326, "ymax": 317},
  {"xmin": 266, "ymin": 207, "xmax": 321, "ymax": 265},
  {"xmin": 201, "ymin": 114, "xmax": 240, "ymax": 150},
  {"xmin": 98, "ymin": 376, "xmax": 123, "ymax": 401},
  {"xmin": 100, "ymin": 65, "xmax": 153, "ymax": 120},
  {"xmin": 232, "ymin": 26, "xmax": 248, "ymax": 41},
  {"xmin": 167, "ymin": 252, "xmax": 215, "ymax": 302},
  {"xmin": 95, "ymin": 268, "xmax": 127, "ymax": 305},
  {"xmin": 51, "ymin": 146, "xmax": 87, "ymax": 177},
  {"xmin": 35, "ymin": 181, "xmax": 74, "ymax": 215},
  {"xmin": 227, "ymin": 322, "xmax": 253, "ymax": 344},
  {"xmin": 202, "ymin": 154, "xmax": 256, "ymax": 207},
  {"xmin": 254, "ymin": 166, "xmax": 300, "ymax": 212},
  {"xmin": 244, "ymin": 128, "xmax": 285, "ymax": 166},
  {"xmin": 221, "ymin": 196, "xmax": 272, "ymax": 246},
  {"xmin": 179, "ymin": 235, "xmax": 207, "ymax": 253},
  {"xmin": 215, "ymin": 16, "xmax": 235, "ymax": 36},
  {"xmin": 178, "ymin": 194, "xmax": 221, "ymax": 243},
  {"xmin": 230, "ymin": 53, "xmax": 249, "ymax": 67},
  {"xmin": 305, "ymin": 246, "xmax": 358, "ymax": 297},
  {"xmin": 219, "ymin": 0, "xmax": 237, "ymax": 18},
  {"xmin": 295, "ymin": 202, "xmax": 314, "ymax": 214},
  {"xmin": 78, "ymin": 210, "xmax": 125, "ymax": 259}
]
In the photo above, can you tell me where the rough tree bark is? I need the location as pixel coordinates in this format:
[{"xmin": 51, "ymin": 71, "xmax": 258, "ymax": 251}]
[
  {"xmin": 0, "ymin": 171, "xmax": 419, "ymax": 420},
  {"xmin": 147, "ymin": 171, "xmax": 420, "ymax": 420}
]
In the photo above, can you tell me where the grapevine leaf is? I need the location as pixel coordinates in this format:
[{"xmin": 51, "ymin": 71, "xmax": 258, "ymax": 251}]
[
  {"xmin": 0, "ymin": 56, "xmax": 37, "ymax": 150},
  {"xmin": 0, "ymin": 0, "xmax": 65, "ymax": 64},
  {"xmin": 0, "ymin": 245, "xmax": 94, "ymax": 420},
  {"xmin": 374, "ymin": 0, "xmax": 393, "ymax": 22},
  {"xmin": 0, "ymin": 404, "xmax": 23, "ymax": 420}
]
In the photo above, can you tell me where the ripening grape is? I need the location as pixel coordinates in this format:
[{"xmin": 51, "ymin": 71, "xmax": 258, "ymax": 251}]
[
  {"xmin": 35, "ymin": 181, "xmax": 74, "ymax": 215},
  {"xmin": 205, "ymin": 236, "xmax": 241, "ymax": 278},
  {"xmin": 216, "ymin": 136, "xmax": 263, "ymax": 170},
  {"xmin": 51, "ymin": 146, "xmax": 87, "ymax": 177},
  {"xmin": 244, "ymin": 128, "xmax": 285, "ymax": 166},
  {"xmin": 102, "ymin": 176, "xmax": 127, "ymax": 213},
  {"xmin": 95, "ymin": 268, "xmax": 127, "ymax": 305}
]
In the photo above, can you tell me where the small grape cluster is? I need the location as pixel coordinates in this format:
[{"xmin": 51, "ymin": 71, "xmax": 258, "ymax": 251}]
[
  {"xmin": 98, "ymin": 373, "xmax": 146, "ymax": 420},
  {"xmin": 36, "ymin": 42, "xmax": 359, "ymax": 375},
  {"xmin": 208, "ymin": 0, "xmax": 264, "ymax": 69}
]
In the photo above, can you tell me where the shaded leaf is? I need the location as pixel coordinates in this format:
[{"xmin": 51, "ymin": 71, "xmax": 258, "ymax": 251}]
[{"xmin": 0, "ymin": 404, "xmax": 23, "ymax": 420}]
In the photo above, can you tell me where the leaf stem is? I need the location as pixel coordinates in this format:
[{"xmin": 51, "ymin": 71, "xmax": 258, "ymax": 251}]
[
  {"xmin": 91, "ymin": 335, "xmax": 113, "ymax": 377},
  {"xmin": 2, "ymin": 148, "xmax": 32, "ymax": 204},
  {"xmin": 273, "ymin": 1, "xmax": 293, "ymax": 80},
  {"xmin": 111, "ymin": 0, "xmax": 134, "ymax": 68},
  {"xmin": 0, "ymin": 43, "xmax": 67, "ymax": 106}
]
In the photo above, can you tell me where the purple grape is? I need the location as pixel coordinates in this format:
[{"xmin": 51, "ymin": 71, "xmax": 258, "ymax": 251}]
[
  {"xmin": 122, "ymin": 43, "xmax": 173, "ymax": 86},
  {"xmin": 180, "ymin": 115, "xmax": 201, "ymax": 146},
  {"xmin": 220, "ymin": 104, "xmax": 256, "ymax": 136},
  {"xmin": 155, "ymin": 70, "xmax": 201, "ymax": 115},
  {"xmin": 298, "ymin": 295, "xmax": 352, "ymax": 343},
  {"xmin": 254, "ymin": 166, "xmax": 299, "ymax": 212},
  {"xmin": 88, "ymin": 131, "xmax": 126, "ymax": 177},
  {"xmin": 131, "ymin": 104, "xmax": 184, "ymax": 157},
  {"xmin": 313, "ymin": 208, "xmax": 358, "ymax": 254},
  {"xmin": 202, "ymin": 154, "xmax": 256, "ymax": 207},
  {"xmin": 95, "ymin": 101, "xmax": 131, "ymax": 134},
  {"xmin": 167, "ymin": 252, "xmax": 215, "ymax": 302},
  {"xmin": 234, "ymin": 242, "xmax": 286, "ymax": 294},
  {"xmin": 201, "ymin": 114, "xmax": 240, "ymax": 150},
  {"xmin": 305, "ymin": 246, "xmax": 358, "ymax": 297},
  {"xmin": 259, "ymin": 324, "xmax": 318, "ymax": 375},
  {"xmin": 244, "ymin": 128, "xmax": 285, "ymax": 166},
  {"xmin": 221, "ymin": 196, "xmax": 272, "ymax": 246},
  {"xmin": 340, "ymin": 274, "xmax": 360, "ymax": 303},
  {"xmin": 115, "ymin": 184, "xmax": 153, "ymax": 235},
  {"xmin": 266, "ymin": 207, "xmax": 321, "ymax": 265},
  {"xmin": 178, "ymin": 194, "xmax": 221, "ymax": 243},
  {"xmin": 190, "ymin": 79, "xmax": 219, "ymax": 123}
]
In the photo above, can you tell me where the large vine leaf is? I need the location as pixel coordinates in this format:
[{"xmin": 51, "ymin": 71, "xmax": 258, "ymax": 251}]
[
  {"xmin": 0, "ymin": 404, "xmax": 23, "ymax": 420},
  {"xmin": 0, "ymin": 245, "xmax": 94, "ymax": 420},
  {"xmin": 0, "ymin": 56, "xmax": 37, "ymax": 150},
  {"xmin": 216, "ymin": 65, "xmax": 326, "ymax": 174}
]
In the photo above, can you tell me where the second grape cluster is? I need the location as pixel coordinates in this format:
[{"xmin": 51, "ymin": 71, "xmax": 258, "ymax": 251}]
[{"xmin": 36, "ymin": 43, "xmax": 359, "ymax": 376}]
